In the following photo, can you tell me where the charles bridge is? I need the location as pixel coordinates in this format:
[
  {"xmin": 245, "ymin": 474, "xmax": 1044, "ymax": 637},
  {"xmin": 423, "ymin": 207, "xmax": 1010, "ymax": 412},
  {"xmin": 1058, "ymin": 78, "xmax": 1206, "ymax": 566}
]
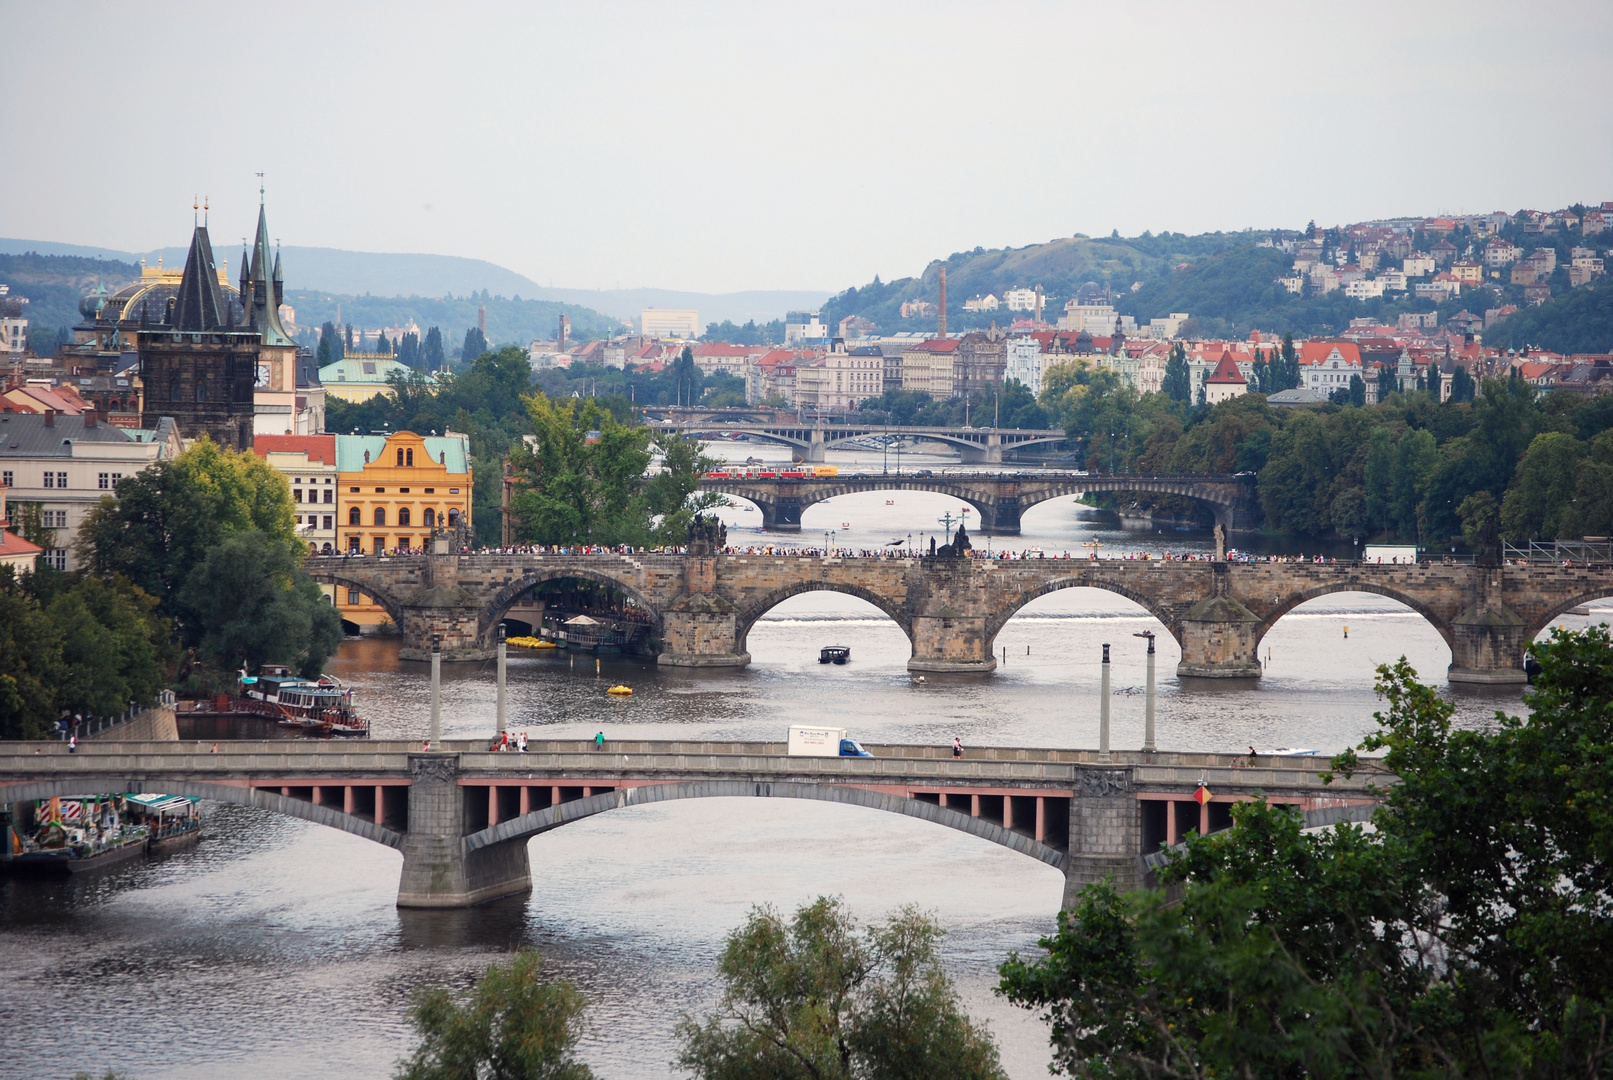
[
  {"xmin": 698, "ymin": 471, "xmax": 1259, "ymax": 534},
  {"xmin": 0, "ymin": 737, "xmax": 1381, "ymax": 908},
  {"xmin": 303, "ymin": 550, "xmax": 1613, "ymax": 683}
]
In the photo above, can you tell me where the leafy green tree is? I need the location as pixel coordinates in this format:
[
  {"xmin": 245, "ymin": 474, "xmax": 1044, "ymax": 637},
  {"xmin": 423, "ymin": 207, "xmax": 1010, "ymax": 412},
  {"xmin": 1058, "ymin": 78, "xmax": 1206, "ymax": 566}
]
[
  {"xmin": 1391, "ymin": 428, "xmax": 1437, "ymax": 540},
  {"xmin": 422, "ymin": 326, "xmax": 446, "ymax": 371},
  {"xmin": 508, "ymin": 392, "xmax": 652, "ymax": 546},
  {"xmin": 177, "ymin": 530, "xmax": 342, "ymax": 678},
  {"xmin": 396, "ymin": 331, "xmax": 420, "ymax": 369},
  {"xmin": 345, "ymin": 323, "xmax": 355, "ymax": 351},
  {"xmin": 1001, "ymin": 630, "xmax": 1613, "ymax": 1079},
  {"xmin": 1362, "ymin": 426, "xmax": 1395, "ymax": 534},
  {"xmin": 1347, "ymin": 373, "xmax": 1366, "ymax": 407},
  {"xmin": 394, "ymin": 951, "xmax": 594, "ymax": 1080},
  {"xmin": 0, "ymin": 568, "xmax": 64, "ymax": 738},
  {"xmin": 1500, "ymin": 431, "xmax": 1585, "ymax": 541},
  {"xmin": 669, "ymin": 344, "xmax": 700, "ymax": 407},
  {"xmin": 42, "ymin": 575, "xmax": 168, "ymax": 719},
  {"xmin": 319, "ymin": 320, "xmax": 341, "ymax": 366},
  {"xmin": 461, "ymin": 326, "xmax": 489, "ymax": 363},
  {"xmin": 1561, "ymin": 429, "xmax": 1613, "ymax": 539},
  {"xmin": 378, "ymin": 331, "xmax": 392, "ymax": 355},
  {"xmin": 1449, "ymin": 364, "xmax": 1475, "ymax": 402},
  {"xmin": 676, "ymin": 897, "xmax": 1006, "ymax": 1080},
  {"xmin": 1457, "ymin": 489, "xmax": 1498, "ymax": 551},
  {"xmin": 77, "ymin": 438, "xmax": 299, "ymax": 636},
  {"xmin": 1160, "ymin": 342, "xmax": 1190, "ymax": 403}
]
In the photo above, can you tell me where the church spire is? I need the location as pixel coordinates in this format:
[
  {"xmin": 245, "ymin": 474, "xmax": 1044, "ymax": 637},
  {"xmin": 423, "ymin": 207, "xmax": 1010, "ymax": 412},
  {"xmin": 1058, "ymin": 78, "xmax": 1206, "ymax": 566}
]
[
  {"xmin": 246, "ymin": 200, "xmax": 293, "ymax": 347},
  {"xmin": 172, "ymin": 222, "xmax": 226, "ymax": 331}
]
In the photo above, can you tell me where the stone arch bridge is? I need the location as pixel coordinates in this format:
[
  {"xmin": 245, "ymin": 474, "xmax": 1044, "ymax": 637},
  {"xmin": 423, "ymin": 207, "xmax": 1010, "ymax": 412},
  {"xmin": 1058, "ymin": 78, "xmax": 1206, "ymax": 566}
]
[
  {"xmin": 648, "ymin": 420, "xmax": 1066, "ymax": 464},
  {"xmin": 0, "ymin": 738, "xmax": 1379, "ymax": 909},
  {"xmin": 304, "ymin": 551, "xmax": 1613, "ymax": 683},
  {"xmin": 699, "ymin": 471, "xmax": 1259, "ymax": 534}
]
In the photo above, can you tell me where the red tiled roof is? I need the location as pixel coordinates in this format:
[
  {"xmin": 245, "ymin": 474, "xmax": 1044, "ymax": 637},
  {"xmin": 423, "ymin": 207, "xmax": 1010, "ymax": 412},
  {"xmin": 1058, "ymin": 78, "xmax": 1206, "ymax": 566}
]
[
  {"xmin": 1206, "ymin": 354, "xmax": 1246, "ymax": 384},
  {"xmin": 692, "ymin": 343, "xmax": 754, "ymax": 357},
  {"xmin": 1298, "ymin": 342, "xmax": 1363, "ymax": 367},
  {"xmin": 0, "ymin": 529, "xmax": 42, "ymax": 556},
  {"xmin": 253, "ymin": 434, "xmax": 337, "ymax": 463},
  {"xmin": 908, "ymin": 338, "xmax": 961, "ymax": 353}
]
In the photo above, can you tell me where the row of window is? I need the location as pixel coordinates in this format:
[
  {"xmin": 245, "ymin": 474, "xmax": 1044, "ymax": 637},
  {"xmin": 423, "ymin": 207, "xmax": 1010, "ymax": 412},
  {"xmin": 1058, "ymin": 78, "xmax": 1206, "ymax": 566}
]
[
  {"xmin": 295, "ymin": 489, "xmax": 335, "ymax": 503},
  {"xmin": 2, "ymin": 471, "xmax": 122, "ymax": 490},
  {"xmin": 344, "ymin": 506, "xmax": 458, "ymax": 527},
  {"xmin": 344, "ymin": 534, "xmax": 442, "ymax": 555}
]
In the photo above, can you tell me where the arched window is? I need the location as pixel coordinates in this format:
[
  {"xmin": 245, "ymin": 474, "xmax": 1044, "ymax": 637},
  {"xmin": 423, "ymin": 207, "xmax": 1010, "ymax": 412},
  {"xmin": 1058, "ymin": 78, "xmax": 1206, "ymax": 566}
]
[
  {"xmin": 423, "ymin": 508, "xmax": 435, "ymax": 528},
  {"xmin": 398, "ymin": 507, "xmax": 411, "ymax": 527},
  {"xmin": 373, "ymin": 507, "xmax": 386, "ymax": 526},
  {"xmin": 348, "ymin": 506, "xmax": 361, "ymax": 525},
  {"xmin": 406, "ymin": 448, "xmax": 414, "ymax": 466},
  {"xmin": 447, "ymin": 508, "xmax": 460, "ymax": 527},
  {"xmin": 169, "ymin": 377, "xmax": 180, "ymax": 401},
  {"xmin": 195, "ymin": 380, "xmax": 207, "ymax": 402},
  {"xmin": 396, "ymin": 448, "xmax": 405, "ymax": 466},
  {"xmin": 321, "ymin": 542, "xmax": 333, "ymax": 554}
]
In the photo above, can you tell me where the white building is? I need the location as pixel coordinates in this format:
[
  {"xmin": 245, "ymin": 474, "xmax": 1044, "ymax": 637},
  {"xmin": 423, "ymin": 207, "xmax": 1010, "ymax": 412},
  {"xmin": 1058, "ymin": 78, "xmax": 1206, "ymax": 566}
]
[
  {"xmin": 641, "ymin": 308, "xmax": 700, "ymax": 340},
  {"xmin": 1141, "ymin": 312, "xmax": 1191, "ymax": 339},
  {"xmin": 1345, "ymin": 278, "xmax": 1386, "ymax": 300},
  {"xmin": 1003, "ymin": 288, "xmax": 1038, "ymax": 312},
  {"xmin": 1004, "ymin": 335, "xmax": 1045, "ymax": 394},
  {"xmin": 784, "ymin": 311, "xmax": 830, "ymax": 346},
  {"xmin": 794, "ymin": 342, "xmax": 886, "ymax": 412},
  {"xmin": 0, "ymin": 411, "xmax": 182, "ymax": 571},
  {"xmin": 1403, "ymin": 255, "xmax": 1435, "ymax": 277},
  {"xmin": 252, "ymin": 434, "xmax": 340, "ymax": 558},
  {"xmin": 1303, "ymin": 345, "xmax": 1364, "ymax": 397},
  {"xmin": 962, "ymin": 294, "xmax": 1000, "ymax": 312}
]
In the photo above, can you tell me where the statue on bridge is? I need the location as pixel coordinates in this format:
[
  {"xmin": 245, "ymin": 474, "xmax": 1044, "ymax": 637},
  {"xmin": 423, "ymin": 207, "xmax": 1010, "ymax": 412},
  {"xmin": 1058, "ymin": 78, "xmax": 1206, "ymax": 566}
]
[
  {"xmin": 935, "ymin": 523, "xmax": 973, "ymax": 559},
  {"xmin": 686, "ymin": 514, "xmax": 728, "ymax": 555}
]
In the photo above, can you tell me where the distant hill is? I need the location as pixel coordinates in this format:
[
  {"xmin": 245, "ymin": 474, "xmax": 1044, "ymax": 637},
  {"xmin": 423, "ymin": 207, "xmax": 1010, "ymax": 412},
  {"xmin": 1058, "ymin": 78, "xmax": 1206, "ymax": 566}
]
[
  {"xmin": 0, "ymin": 238, "xmax": 831, "ymax": 327},
  {"xmin": 1483, "ymin": 280, "xmax": 1613, "ymax": 354}
]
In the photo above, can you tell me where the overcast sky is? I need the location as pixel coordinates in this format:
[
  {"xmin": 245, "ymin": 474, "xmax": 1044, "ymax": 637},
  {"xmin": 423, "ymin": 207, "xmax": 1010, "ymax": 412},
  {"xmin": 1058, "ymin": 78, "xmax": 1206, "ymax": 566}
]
[{"xmin": 6, "ymin": 1, "xmax": 1610, "ymax": 294}]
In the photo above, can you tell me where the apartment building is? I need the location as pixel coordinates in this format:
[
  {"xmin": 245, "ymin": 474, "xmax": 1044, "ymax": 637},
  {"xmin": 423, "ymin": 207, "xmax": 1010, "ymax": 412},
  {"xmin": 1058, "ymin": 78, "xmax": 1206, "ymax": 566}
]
[
  {"xmin": 253, "ymin": 434, "xmax": 339, "ymax": 556},
  {"xmin": 0, "ymin": 411, "xmax": 181, "ymax": 571}
]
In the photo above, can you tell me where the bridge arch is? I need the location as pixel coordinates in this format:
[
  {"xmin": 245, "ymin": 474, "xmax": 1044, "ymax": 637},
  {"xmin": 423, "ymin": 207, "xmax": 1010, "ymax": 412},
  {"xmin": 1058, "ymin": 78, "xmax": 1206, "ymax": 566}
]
[
  {"xmin": 0, "ymin": 777, "xmax": 405, "ymax": 850},
  {"xmin": 1525, "ymin": 589, "xmax": 1613, "ymax": 642},
  {"xmin": 1252, "ymin": 582, "xmax": 1455, "ymax": 651},
  {"xmin": 478, "ymin": 569, "xmax": 664, "ymax": 650},
  {"xmin": 304, "ymin": 569, "xmax": 408, "ymax": 632},
  {"xmin": 733, "ymin": 580, "xmax": 914, "ymax": 655},
  {"xmin": 985, "ymin": 576, "xmax": 1185, "ymax": 647},
  {"xmin": 463, "ymin": 781, "xmax": 1068, "ymax": 871}
]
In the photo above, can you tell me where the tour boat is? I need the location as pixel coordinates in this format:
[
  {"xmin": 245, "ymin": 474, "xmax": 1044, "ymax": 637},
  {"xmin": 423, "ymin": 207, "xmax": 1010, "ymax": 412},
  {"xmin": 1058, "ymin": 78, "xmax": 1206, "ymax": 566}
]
[
  {"xmin": 819, "ymin": 645, "xmax": 851, "ymax": 665},
  {"xmin": 240, "ymin": 667, "xmax": 368, "ymax": 737}
]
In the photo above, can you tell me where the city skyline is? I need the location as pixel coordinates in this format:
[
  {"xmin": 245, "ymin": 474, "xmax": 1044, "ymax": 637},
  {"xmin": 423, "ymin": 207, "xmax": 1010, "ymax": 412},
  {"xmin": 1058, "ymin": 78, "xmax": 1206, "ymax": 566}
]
[{"xmin": 4, "ymin": 1, "xmax": 1611, "ymax": 295}]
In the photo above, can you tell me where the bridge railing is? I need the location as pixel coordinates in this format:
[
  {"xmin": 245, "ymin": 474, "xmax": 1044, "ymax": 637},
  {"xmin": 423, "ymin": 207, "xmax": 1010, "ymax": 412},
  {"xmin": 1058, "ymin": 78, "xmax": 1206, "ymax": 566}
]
[{"xmin": 1504, "ymin": 539, "xmax": 1613, "ymax": 565}]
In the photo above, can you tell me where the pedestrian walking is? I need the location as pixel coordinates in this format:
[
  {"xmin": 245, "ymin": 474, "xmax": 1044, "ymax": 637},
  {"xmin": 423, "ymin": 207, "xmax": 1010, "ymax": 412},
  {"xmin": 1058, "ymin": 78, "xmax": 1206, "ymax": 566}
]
[
  {"xmin": 69, "ymin": 735, "xmax": 77, "ymax": 754},
  {"xmin": 952, "ymin": 736, "xmax": 963, "ymax": 758},
  {"xmin": 594, "ymin": 731, "xmax": 605, "ymax": 751},
  {"xmin": 518, "ymin": 731, "xmax": 528, "ymax": 752}
]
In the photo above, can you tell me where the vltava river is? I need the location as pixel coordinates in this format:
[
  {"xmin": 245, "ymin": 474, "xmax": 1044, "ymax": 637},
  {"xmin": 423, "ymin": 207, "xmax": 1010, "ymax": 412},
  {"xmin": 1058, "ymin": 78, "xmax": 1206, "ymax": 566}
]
[{"xmin": 4, "ymin": 448, "xmax": 1605, "ymax": 1079}]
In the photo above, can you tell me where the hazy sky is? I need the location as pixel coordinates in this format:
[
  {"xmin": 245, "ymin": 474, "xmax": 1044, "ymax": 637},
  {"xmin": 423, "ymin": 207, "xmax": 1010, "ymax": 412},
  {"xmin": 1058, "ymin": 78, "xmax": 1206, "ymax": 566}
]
[{"xmin": 6, "ymin": 1, "xmax": 1611, "ymax": 294}]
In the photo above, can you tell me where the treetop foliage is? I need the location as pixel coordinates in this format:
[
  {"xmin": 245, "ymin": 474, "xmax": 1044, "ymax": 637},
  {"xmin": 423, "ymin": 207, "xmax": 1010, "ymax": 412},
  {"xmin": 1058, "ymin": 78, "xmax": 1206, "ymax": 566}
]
[{"xmin": 1000, "ymin": 626, "xmax": 1613, "ymax": 1079}]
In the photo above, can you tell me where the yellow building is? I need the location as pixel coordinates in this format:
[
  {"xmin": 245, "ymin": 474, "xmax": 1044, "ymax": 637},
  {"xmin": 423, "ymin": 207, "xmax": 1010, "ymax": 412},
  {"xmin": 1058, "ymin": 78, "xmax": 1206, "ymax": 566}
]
[{"xmin": 335, "ymin": 430, "xmax": 472, "ymax": 631}]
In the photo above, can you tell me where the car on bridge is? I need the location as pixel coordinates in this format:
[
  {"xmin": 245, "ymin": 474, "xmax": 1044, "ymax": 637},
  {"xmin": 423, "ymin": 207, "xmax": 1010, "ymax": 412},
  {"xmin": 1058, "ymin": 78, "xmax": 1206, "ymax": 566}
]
[{"xmin": 787, "ymin": 725, "xmax": 873, "ymax": 757}]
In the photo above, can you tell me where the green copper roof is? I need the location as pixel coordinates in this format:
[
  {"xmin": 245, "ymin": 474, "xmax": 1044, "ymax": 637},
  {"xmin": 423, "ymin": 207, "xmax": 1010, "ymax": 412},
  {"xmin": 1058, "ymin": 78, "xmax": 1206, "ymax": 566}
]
[{"xmin": 335, "ymin": 433, "xmax": 469, "ymax": 474}]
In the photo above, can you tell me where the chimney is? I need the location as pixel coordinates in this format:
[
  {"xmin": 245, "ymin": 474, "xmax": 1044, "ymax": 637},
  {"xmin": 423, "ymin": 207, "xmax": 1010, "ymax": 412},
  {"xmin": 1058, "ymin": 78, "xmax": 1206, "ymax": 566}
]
[
  {"xmin": 938, "ymin": 266, "xmax": 947, "ymax": 338},
  {"xmin": 43, "ymin": 409, "xmax": 55, "ymax": 428},
  {"xmin": 1034, "ymin": 285, "xmax": 1044, "ymax": 325},
  {"xmin": 83, "ymin": 408, "xmax": 97, "ymax": 428}
]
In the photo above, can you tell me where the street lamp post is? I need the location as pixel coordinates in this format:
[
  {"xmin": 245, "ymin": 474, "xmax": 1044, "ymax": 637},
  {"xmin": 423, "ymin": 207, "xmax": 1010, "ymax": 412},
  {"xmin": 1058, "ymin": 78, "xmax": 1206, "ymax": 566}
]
[
  {"xmin": 1099, "ymin": 643, "xmax": 1112, "ymax": 762},
  {"xmin": 496, "ymin": 623, "xmax": 507, "ymax": 737},
  {"xmin": 1134, "ymin": 631, "xmax": 1156, "ymax": 752},
  {"xmin": 429, "ymin": 632, "xmax": 442, "ymax": 747}
]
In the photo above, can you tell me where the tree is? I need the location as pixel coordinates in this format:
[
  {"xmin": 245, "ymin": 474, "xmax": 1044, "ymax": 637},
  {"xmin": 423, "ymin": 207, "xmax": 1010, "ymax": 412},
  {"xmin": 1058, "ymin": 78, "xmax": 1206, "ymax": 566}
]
[
  {"xmin": 1449, "ymin": 364, "xmax": 1475, "ymax": 402},
  {"xmin": 422, "ymin": 326, "xmax": 446, "ymax": 372},
  {"xmin": 42, "ymin": 574, "xmax": 168, "ymax": 719},
  {"xmin": 1347, "ymin": 373, "xmax": 1366, "ymax": 407},
  {"xmin": 0, "ymin": 569, "xmax": 64, "ymax": 739},
  {"xmin": 378, "ymin": 331, "xmax": 392, "ymax": 355},
  {"xmin": 461, "ymin": 326, "xmax": 489, "ymax": 364},
  {"xmin": 508, "ymin": 392, "xmax": 652, "ymax": 547},
  {"xmin": 319, "ymin": 321, "xmax": 341, "ymax": 366},
  {"xmin": 1001, "ymin": 630, "xmax": 1613, "ymax": 1078},
  {"xmin": 177, "ymin": 530, "xmax": 341, "ymax": 678},
  {"xmin": 1500, "ymin": 431, "xmax": 1585, "ymax": 541},
  {"xmin": 394, "ymin": 951, "xmax": 594, "ymax": 1080},
  {"xmin": 396, "ymin": 332, "xmax": 420, "ymax": 369},
  {"xmin": 670, "ymin": 345, "xmax": 699, "ymax": 407},
  {"xmin": 1161, "ymin": 342, "xmax": 1190, "ymax": 403},
  {"xmin": 345, "ymin": 323, "xmax": 354, "ymax": 351},
  {"xmin": 78, "ymin": 439, "xmax": 299, "ymax": 630},
  {"xmin": 676, "ymin": 897, "xmax": 1006, "ymax": 1080}
]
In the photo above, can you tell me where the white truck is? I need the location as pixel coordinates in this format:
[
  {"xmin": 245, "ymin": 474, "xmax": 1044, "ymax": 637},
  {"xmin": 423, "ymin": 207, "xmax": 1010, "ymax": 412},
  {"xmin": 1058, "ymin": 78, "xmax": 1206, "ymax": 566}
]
[{"xmin": 787, "ymin": 725, "xmax": 872, "ymax": 758}]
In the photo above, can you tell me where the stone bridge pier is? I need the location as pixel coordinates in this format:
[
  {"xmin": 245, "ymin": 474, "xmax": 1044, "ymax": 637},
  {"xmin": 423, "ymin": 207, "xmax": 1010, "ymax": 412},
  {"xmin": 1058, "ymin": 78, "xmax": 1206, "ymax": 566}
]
[{"xmin": 397, "ymin": 755, "xmax": 533, "ymax": 907}]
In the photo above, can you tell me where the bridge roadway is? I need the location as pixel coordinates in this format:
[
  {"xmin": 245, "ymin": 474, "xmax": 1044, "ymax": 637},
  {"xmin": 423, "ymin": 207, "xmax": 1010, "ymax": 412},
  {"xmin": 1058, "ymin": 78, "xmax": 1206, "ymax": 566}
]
[
  {"xmin": 304, "ymin": 551, "xmax": 1613, "ymax": 682},
  {"xmin": 647, "ymin": 419, "xmax": 1066, "ymax": 464},
  {"xmin": 698, "ymin": 471, "xmax": 1257, "ymax": 534},
  {"xmin": 0, "ymin": 738, "xmax": 1380, "ymax": 909}
]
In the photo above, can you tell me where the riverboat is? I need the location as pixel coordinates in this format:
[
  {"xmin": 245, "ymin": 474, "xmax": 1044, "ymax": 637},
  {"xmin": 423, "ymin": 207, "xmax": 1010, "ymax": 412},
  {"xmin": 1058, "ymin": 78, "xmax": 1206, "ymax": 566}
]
[
  {"xmin": 819, "ymin": 645, "xmax": 850, "ymax": 665},
  {"xmin": 240, "ymin": 666, "xmax": 368, "ymax": 737},
  {"xmin": 3, "ymin": 793, "xmax": 200, "ymax": 875}
]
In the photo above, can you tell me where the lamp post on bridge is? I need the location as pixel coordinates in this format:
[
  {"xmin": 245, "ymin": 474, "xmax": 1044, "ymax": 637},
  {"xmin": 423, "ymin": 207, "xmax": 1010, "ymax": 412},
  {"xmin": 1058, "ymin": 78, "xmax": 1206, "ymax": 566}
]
[
  {"xmin": 1134, "ymin": 630, "xmax": 1156, "ymax": 752},
  {"xmin": 1099, "ymin": 642, "xmax": 1112, "ymax": 762},
  {"xmin": 496, "ymin": 623, "xmax": 507, "ymax": 737},
  {"xmin": 429, "ymin": 633, "xmax": 442, "ymax": 747}
]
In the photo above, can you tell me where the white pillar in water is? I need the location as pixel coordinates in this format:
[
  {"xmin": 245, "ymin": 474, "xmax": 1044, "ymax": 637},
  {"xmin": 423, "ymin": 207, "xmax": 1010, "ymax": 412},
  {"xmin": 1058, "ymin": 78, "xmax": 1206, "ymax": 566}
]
[
  {"xmin": 1099, "ymin": 642, "xmax": 1111, "ymax": 762},
  {"xmin": 429, "ymin": 633, "xmax": 442, "ymax": 746},
  {"xmin": 496, "ymin": 623, "xmax": 507, "ymax": 736}
]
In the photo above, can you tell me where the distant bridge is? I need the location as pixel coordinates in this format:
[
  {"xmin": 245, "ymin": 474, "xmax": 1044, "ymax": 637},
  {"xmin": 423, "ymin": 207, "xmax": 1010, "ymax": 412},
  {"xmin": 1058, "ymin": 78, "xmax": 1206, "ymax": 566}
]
[
  {"xmin": 699, "ymin": 471, "xmax": 1258, "ymax": 534},
  {"xmin": 0, "ymin": 738, "xmax": 1379, "ymax": 909},
  {"xmin": 647, "ymin": 419, "xmax": 1067, "ymax": 464}
]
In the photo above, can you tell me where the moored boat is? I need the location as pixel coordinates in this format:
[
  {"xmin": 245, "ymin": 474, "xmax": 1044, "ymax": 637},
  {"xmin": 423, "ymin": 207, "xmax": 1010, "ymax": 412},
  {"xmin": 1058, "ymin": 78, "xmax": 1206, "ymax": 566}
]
[{"xmin": 240, "ymin": 666, "xmax": 367, "ymax": 737}]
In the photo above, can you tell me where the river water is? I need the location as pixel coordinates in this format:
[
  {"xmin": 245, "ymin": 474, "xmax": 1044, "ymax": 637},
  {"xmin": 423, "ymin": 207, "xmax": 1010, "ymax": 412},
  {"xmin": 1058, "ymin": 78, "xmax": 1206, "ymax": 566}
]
[{"xmin": 4, "ymin": 444, "xmax": 1608, "ymax": 1080}]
